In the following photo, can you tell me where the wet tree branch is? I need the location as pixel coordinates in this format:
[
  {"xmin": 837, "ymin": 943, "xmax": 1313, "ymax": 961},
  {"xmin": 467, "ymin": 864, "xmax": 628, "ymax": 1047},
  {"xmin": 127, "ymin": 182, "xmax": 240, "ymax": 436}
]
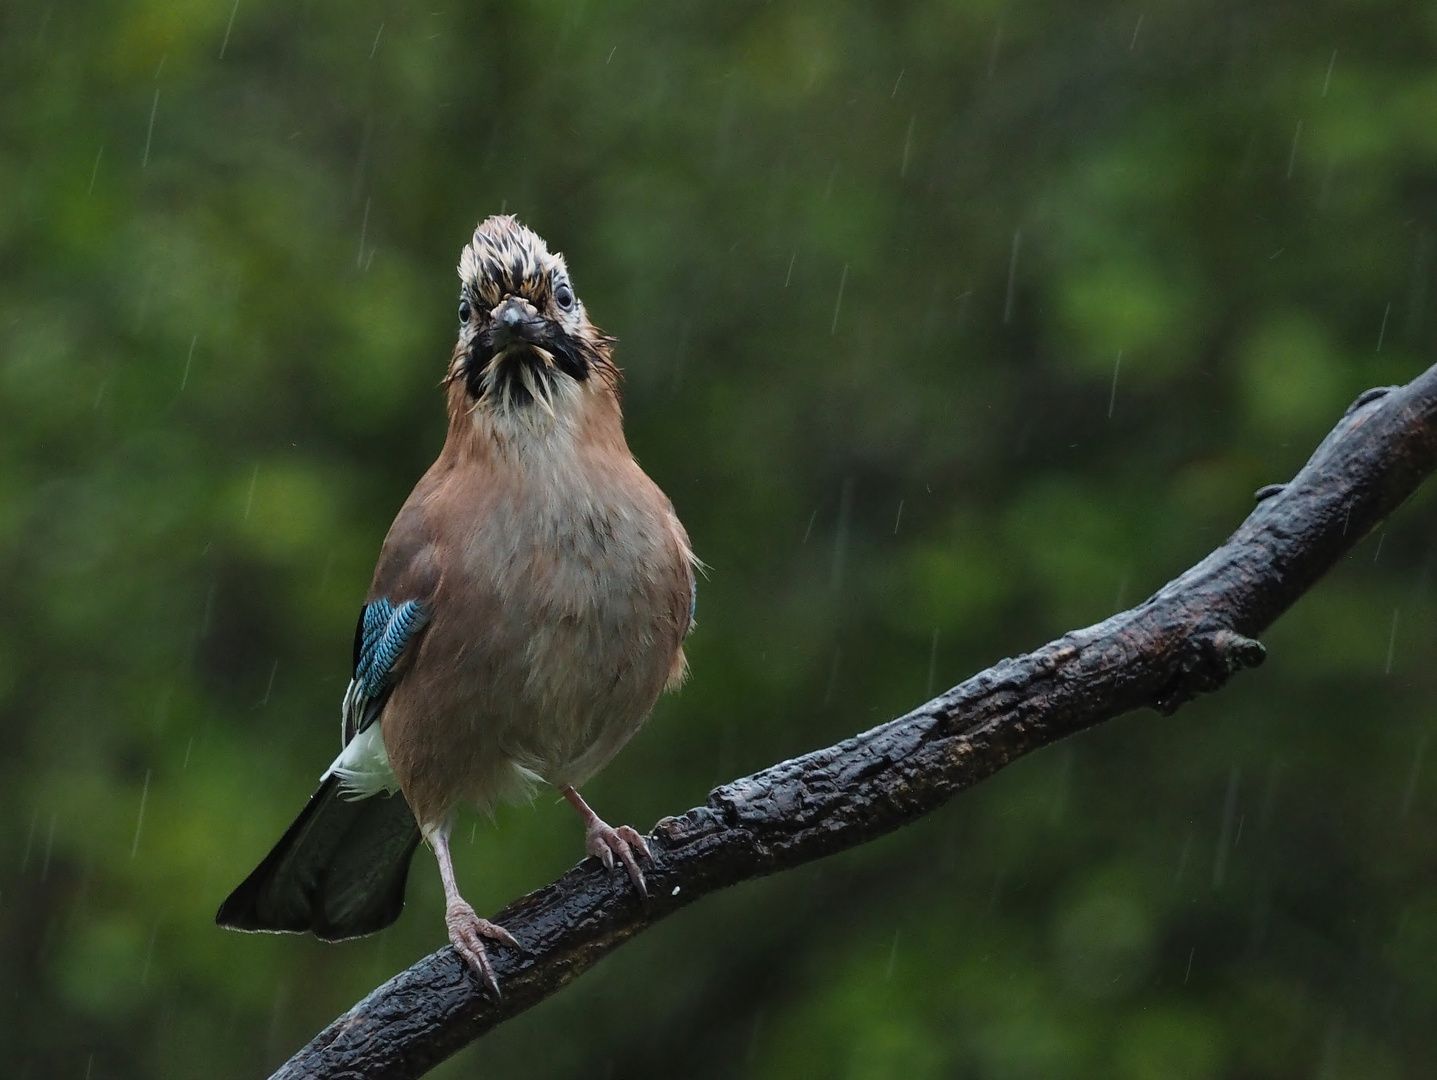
[{"xmin": 272, "ymin": 364, "xmax": 1437, "ymax": 1080}]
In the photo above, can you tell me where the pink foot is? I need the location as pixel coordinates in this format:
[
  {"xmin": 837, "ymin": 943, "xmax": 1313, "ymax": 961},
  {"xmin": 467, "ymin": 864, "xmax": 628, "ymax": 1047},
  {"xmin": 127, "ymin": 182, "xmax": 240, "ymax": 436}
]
[
  {"xmin": 561, "ymin": 786, "xmax": 653, "ymax": 897},
  {"xmin": 446, "ymin": 898, "xmax": 520, "ymax": 998},
  {"xmin": 585, "ymin": 820, "xmax": 653, "ymax": 897}
]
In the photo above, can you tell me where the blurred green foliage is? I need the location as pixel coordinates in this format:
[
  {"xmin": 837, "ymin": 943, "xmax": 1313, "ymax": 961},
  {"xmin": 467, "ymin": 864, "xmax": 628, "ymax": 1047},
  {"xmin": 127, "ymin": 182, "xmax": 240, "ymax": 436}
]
[{"xmin": 2, "ymin": 0, "xmax": 1436, "ymax": 1077}]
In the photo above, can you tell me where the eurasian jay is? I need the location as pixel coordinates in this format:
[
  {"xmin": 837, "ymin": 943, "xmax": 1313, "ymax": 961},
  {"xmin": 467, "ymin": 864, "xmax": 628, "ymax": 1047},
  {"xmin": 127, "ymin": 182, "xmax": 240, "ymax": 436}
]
[{"xmin": 216, "ymin": 215, "xmax": 697, "ymax": 994}]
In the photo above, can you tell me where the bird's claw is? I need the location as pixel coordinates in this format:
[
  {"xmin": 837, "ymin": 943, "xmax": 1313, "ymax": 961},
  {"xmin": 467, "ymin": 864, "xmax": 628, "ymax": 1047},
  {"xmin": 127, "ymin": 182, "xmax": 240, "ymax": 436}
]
[
  {"xmin": 585, "ymin": 820, "xmax": 652, "ymax": 897},
  {"xmin": 446, "ymin": 898, "xmax": 519, "ymax": 999}
]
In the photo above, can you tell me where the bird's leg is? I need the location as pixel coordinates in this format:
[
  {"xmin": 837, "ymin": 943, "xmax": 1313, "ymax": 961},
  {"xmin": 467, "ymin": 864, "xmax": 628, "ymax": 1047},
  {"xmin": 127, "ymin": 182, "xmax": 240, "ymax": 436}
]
[
  {"xmin": 428, "ymin": 819, "xmax": 519, "ymax": 998},
  {"xmin": 560, "ymin": 785, "xmax": 652, "ymax": 897}
]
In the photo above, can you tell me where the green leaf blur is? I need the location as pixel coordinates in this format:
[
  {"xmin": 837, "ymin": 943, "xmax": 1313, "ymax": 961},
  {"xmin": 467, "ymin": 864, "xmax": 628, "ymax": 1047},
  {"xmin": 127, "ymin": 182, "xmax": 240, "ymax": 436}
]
[{"xmin": 2, "ymin": 1, "xmax": 1435, "ymax": 1076}]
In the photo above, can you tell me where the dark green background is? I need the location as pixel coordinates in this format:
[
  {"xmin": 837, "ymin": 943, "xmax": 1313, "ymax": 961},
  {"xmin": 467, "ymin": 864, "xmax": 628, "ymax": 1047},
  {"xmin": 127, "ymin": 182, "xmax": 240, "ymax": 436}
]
[{"xmin": 3, "ymin": 1, "xmax": 1436, "ymax": 1077}]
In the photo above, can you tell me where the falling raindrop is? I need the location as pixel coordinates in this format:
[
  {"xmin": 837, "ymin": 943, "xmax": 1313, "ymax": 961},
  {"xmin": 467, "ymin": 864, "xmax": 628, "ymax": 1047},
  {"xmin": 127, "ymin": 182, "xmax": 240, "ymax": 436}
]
[
  {"xmin": 1286, "ymin": 120, "xmax": 1303, "ymax": 180},
  {"xmin": 1377, "ymin": 302, "xmax": 1392, "ymax": 352},
  {"xmin": 180, "ymin": 334, "xmax": 198, "ymax": 391},
  {"xmin": 369, "ymin": 23, "xmax": 384, "ymax": 60},
  {"xmin": 885, "ymin": 929, "xmax": 901, "ymax": 980},
  {"xmin": 40, "ymin": 814, "xmax": 56, "ymax": 882},
  {"xmin": 1321, "ymin": 50, "xmax": 1337, "ymax": 97},
  {"xmin": 1129, "ymin": 14, "xmax": 1143, "ymax": 50},
  {"xmin": 1174, "ymin": 828, "xmax": 1194, "ymax": 886},
  {"xmin": 131, "ymin": 770, "xmax": 152, "ymax": 859},
  {"xmin": 892, "ymin": 499, "xmax": 904, "ymax": 535},
  {"xmin": 219, "ymin": 0, "xmax": 241, "ymax": 59},
  {"xmin": 830, "ymin": 264, "xmax": 848, "ymax": 335},
  {"xmin": 243, "ymin": 464, "xmax": 259, "ymax": 520},
  {"xmin": 1107, "ymin": 350, "xmax": 1122, "ymax": 418},
  {"xmin": 87, "ymin": 145, "xmax": 104, "ymax": 195},
  {"xmin": 142, "ymin": 89, "xmax": 159, "ymax": 168},
  {"xmin": 259, "ymin": 659, "xmax": 279, "ymax": 708},
  {"xmin": 1384, "ymin": 608, "xmax": 1399, "ymax": 675}
]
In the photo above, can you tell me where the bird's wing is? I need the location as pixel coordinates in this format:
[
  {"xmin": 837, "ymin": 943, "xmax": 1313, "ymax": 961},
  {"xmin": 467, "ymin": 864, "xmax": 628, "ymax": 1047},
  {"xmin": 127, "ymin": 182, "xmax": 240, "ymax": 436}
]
[
  {"xmin": 217, "ymin": 595, "xmax": 431, "ymax": 938},
  {"xmin": 341, "ymin": 598, "xmax": 431, "ymax": 745},
  {"xmin": 324, "ymin": 598, "xmax": 431, "ymax": 798}
]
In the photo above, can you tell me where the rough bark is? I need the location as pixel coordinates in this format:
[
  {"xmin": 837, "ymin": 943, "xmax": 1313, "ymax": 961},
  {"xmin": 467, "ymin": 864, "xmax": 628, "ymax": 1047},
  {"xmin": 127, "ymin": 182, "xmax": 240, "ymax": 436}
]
[{"xmin": 272, "ymin": 365, "xmax": 1437, "ymax": 1080}]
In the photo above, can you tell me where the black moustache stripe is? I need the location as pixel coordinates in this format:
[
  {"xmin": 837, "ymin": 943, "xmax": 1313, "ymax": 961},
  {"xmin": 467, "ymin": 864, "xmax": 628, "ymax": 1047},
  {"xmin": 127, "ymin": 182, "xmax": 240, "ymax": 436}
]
[{"xmin": 464, "ymin": 322, "xmax": 600, "ymax": 400}]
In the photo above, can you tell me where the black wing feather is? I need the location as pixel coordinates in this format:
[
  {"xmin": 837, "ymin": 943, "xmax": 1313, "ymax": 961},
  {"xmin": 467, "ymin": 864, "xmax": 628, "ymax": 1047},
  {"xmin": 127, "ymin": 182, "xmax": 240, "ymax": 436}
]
[{"xmin": 215, "ymin": 599, "xmax": 430, "ymax": 940}]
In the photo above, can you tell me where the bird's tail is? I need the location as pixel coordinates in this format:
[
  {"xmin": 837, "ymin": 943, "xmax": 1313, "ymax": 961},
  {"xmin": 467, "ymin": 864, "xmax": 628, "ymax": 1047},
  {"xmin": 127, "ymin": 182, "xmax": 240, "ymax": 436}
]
[{"xmin": 215, "ymin": 776, "xmax": 423, "ymax": 941}]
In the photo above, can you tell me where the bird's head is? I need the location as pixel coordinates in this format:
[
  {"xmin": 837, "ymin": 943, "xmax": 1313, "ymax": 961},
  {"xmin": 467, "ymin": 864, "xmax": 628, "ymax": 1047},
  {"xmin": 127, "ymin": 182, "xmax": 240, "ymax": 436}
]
[{"xmin": 447, "ymin": 215, "xmax": 616, "ymax": 429}]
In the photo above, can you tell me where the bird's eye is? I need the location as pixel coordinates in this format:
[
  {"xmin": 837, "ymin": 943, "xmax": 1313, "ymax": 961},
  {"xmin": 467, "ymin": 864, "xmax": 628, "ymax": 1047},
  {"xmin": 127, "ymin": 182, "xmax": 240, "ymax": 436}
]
[
  {"xmin": 554, "ymin": 282, "xmax": 575, "ymax": 311},
  {"xmin": 458, "ymin": 299, "xmax": 472, "ymax": 324}
]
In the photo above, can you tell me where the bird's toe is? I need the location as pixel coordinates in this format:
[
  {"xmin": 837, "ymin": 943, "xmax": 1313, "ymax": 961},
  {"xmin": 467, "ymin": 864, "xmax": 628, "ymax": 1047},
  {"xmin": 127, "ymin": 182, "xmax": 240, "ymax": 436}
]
[
  {"xmin": 586, "ymin": 821, "xmax": 651, "ymax": 897},
  {"xmin": 585, "ymin": 827, "xmax": 618, "ymax": 872},
  {"xmin": 445, "ymin": 899, "xmax": 517, "ymax": 998},
  {"xmin": 615, "ymin": 824, "xmax": 652, "ymax": 863}
]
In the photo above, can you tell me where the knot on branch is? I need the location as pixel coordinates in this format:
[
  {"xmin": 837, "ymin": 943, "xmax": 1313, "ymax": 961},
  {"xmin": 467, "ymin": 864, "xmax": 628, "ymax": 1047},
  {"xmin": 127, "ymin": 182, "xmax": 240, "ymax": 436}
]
[
  {"xmin": 1154, "ymin": 629, "xmax": 1266, "ymax": 716},
  {"xmin": 1344, "ymin": 385, "xmax": 1397, "ymax": 418}
]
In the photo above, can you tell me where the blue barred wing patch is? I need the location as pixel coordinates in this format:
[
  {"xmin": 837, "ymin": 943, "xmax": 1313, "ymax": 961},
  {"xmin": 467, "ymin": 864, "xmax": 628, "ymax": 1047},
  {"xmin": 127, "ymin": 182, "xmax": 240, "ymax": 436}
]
[{"xmin": 341, "ymin": 599, "xmax": 430, "ymax": 745}]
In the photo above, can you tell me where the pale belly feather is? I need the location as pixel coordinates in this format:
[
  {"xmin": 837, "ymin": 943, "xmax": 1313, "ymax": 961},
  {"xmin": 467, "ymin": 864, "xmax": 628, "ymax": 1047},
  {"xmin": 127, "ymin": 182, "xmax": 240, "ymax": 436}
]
[{"xmin": 378, "ymin": 421, "xmax": 688, "ymax": 823}]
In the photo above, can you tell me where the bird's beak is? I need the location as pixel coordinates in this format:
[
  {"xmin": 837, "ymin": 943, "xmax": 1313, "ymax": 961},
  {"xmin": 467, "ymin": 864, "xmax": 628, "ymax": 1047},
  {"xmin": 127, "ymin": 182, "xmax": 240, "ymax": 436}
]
[{"xmin": 489, "ymin": 298, "xmax": 544, "ymax": 352}]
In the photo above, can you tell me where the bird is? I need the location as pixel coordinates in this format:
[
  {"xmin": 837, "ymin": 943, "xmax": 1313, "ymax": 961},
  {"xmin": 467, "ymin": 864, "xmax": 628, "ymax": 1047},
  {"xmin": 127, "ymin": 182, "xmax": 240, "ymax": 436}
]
[{"xmin": 216, "ymin": 214, "xmax": 697, "ymax": 995}]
